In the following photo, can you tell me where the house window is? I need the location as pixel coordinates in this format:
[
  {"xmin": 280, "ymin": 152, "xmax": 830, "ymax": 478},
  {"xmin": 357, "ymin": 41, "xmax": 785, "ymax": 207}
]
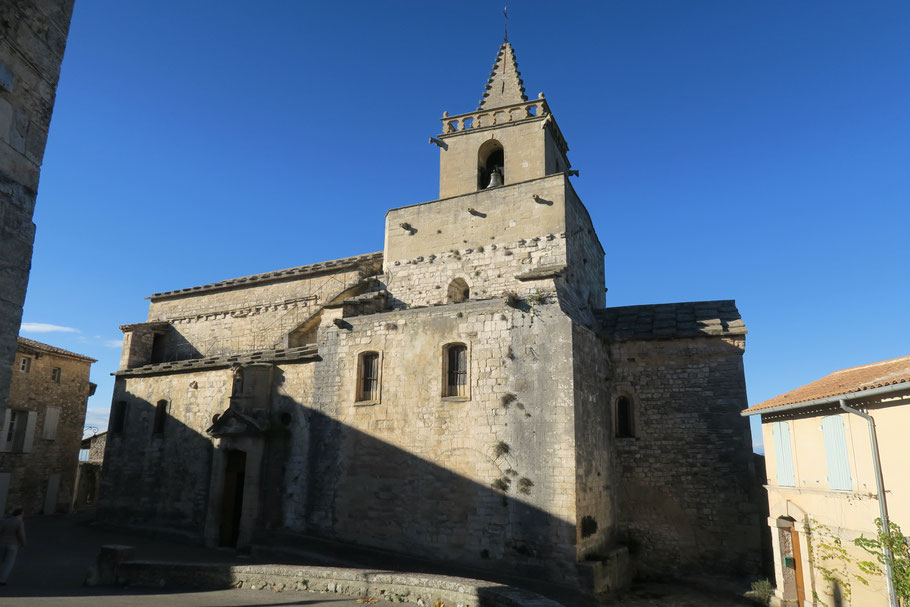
[
  {"xmin": 447, "ymin": 278, "xmax": 470, "ymax": 304},
  {"xmin": 111, "ymin": 401, "xmax": 127, "ymax": 435},
  {"xmin": 19, "ymin": 357, "xmax": 30, "ymax": 373},
  {"xmin": 615, "ymin": 395, "xmax": 634, "ymax": 438},
  {"xmin": 443, "ymin": 343, "xmax": 468, "ymax": 398},
  {"xmin": 152, "ymin": 400, "xmax": 168, "ymax": 435},
  {"xmin": 771, "ymin": 421, "xmax": 795, "ymax": 487},
  {"xmin": 822, "ymin": 415, "xmax": 852, "ymax": 491},
  {"xmin": 51, "ymin": 367, "xmax": 61, "ymax": 383},
  {"xmin": 356, "ymin": 352, "xmax": 380, "ymax": 402},
  {"xmin": 1, "ymin": 409, "xmax": 36, "ymax": 453}
]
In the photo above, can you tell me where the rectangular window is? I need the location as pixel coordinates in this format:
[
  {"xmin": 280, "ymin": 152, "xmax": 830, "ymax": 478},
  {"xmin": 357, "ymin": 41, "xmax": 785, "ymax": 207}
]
[
  {"xmin": 357, "ymin": 353, "xmax": 380, "ymax": 402},
  {"xmin": 445, "ymin": 344, "xmax": 468, "ymax": 398},
  {"xmin": 51, "ymin": 367, "xmax": 61, "ymax": 383},
  {"xmin": 0, "ymin": 409, "xmax": 37, "ymax": 453},
  {"xmin": 111, "ymin": 401, "xmax": 127, "ymax": 434},
  {"xmin": 152, "ymin": 400, "xmax": 168, "ymax": 435},
  {"xmin": 42, "ymin": 407, "xmax": 59, "ymax": 440},
  {"xmin": 822, "ymin": 415, "xmax": 852, "ymax": 491},
  {"xmin": 19, "ymin": 357, "xmax": 30, "ymax": 373},
  {"xmin": 772, "ymin": 421, "xmax": 795, "ymax": 487}
]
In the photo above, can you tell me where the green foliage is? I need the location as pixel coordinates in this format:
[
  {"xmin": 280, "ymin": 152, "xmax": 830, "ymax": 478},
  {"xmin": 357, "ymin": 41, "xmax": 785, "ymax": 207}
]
[
  {"xmin": 493, "ymin": 441, "xmax": 511, "ymax": 458},
  {"xmin": 491, "ymin": 477, "xmax": 510, "ymax": 492},
  {"xmin": 747, "ymin": 579, "xmax": 773, "ymax": 606},
  {"xmin": 854, "ymin": 518, "xmax": 910, "ymax": 602},
  {"xmin": 500, "ymin": 393, "xmax": 517, "ymax": 408},
  {"xmin": 806, "ymin": 519, "xmax": 856, "ymax": 605},
  {"xmin": 517, "ymin": 477, "xmax": 534, "ymax": 495}
]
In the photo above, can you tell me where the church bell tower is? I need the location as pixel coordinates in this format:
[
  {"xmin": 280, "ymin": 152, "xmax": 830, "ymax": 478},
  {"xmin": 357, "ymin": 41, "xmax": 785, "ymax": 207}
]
[{"xmin": 383, "ymin": 38, "xmax": 604, "ymax": 318}]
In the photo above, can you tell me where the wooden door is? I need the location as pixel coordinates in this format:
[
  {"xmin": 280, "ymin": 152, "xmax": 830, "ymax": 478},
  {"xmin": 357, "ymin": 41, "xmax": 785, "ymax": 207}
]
[{"xmin": 790, "ymin": 527, "xmax": 805, "ymax": 607}]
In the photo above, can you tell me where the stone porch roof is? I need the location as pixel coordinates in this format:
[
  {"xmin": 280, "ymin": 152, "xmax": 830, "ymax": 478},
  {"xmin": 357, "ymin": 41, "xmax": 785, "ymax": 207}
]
[
  {"xmin": 115, "ymin": 345, "xmax": 319, "ymax": 378},
  {"xmin": 148, "ymin": 252, "xmax": 383, "ymax": 301},
  {"xmin": 595, "ymin": 300, "xmax": 746, "ymax": 341},
  {"xmin": 17, "ymin": 336, "xmax": 97, "ymax": 363},
  {"xmin": 743, "ymin": 354, "xmax": 910, "ymax": 415}
]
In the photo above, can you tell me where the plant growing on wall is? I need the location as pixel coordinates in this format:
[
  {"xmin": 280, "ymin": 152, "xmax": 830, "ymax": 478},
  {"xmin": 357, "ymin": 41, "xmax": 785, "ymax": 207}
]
[
  {"xmin": 806, "ymin": 518, "xmax": 862, "ymax": 606},
  {"xmin": 854, "ymin": 518, "xmax": 910, "ymax": 603}
]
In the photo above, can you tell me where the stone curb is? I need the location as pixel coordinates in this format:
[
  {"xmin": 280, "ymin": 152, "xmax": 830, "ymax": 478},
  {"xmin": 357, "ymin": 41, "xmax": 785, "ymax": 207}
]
[{"xmin": 117, "ymin": 561, "xmax": 566, "ymax": 607}]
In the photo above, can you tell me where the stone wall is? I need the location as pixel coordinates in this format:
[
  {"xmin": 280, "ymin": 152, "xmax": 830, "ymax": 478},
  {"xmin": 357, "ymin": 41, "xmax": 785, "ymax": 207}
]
[
  {"xmin": 1, "ymin": 346, "xmax": 91, "ymax": 514},
  {"xmin": 0, "ymin": 0, "xmax": 74, "ymax": 409},
  {"xmin": 99, "ymin": 369, "xmax": 233, "ymax": 536},
  {"xmin": 296, "ymin": 299, "xmax": 581, "ymax": 583},
  {"xmin": 146, "ymin": 267, "xmax": 371, "ymax": 358},
  {"xmin": 609, "ymin": 335, "xmax": 761, "ymax": 576},
  {"xmin": 571, "ymin": 324, "xmax": 613, "ymax": 559},
  {"xmin": 561, "ymin": 184, "xmax": 605, "ymax": 323}
]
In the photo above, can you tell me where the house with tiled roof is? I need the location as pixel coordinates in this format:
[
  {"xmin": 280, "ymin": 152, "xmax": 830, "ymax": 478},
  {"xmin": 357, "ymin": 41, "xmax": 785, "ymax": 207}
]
[
  {"xmin": 742, "ymin": 355, "xmax": 910, "ymax": 607},
  {"xmin": 0, "ymin": 337, "xmax": 96, "ymax": 516}
]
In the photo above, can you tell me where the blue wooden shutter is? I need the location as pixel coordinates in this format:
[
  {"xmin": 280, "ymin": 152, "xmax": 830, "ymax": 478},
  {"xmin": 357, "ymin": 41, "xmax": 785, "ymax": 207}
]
[
  {"xmin": 822, "ymin": 415, "xmax": 852, "ymax": 491},
  {"xmin": 772, "ymin": 421, "xmax": 795, "ymax": 487}
]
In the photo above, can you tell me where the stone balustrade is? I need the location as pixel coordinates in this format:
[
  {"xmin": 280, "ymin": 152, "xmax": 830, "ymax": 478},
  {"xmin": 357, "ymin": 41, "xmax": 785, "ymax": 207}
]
[{"xmin": 441, "ymin": 98, "xmax": 549, "ymax": 135}]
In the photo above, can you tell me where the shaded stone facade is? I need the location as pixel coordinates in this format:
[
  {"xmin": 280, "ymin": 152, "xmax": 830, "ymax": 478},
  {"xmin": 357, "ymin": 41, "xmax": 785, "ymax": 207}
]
[
  {"xmin": 100, "ymin": 40, "xmax": 760, "ymax": 589},
  {"xmin": 0, "ymin": 337, "xmax": 95, "ymax": 515},
  {"xmin": 0, "ymin": 0, "xmax": 75, "ymax": 410}
]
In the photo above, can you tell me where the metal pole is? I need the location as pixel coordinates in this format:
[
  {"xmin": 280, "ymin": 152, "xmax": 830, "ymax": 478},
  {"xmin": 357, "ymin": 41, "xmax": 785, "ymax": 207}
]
[{"xmin": 840, "ymin": 399, "xmax": 897, "ymax": 607}]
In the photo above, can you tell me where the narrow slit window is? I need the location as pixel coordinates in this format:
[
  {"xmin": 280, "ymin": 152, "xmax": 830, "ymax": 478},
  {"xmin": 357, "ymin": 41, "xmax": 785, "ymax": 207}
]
[
  {"xmin": 444, "ymin": 344, "xmax": 468, "ymax": 398},
  {"xmin": 153, "ymin": 400, "xmax": 168, "ymax": 435},
  {"xmin": 111, "ymin": 401, "xmax": 127, "ymax": 435},
  {"xmin": 19, "ymin": 357, "xmax": 30, "ymax": 373},
  {"xmin": 615, "ymin": 396, "xmax": 634, "ymax": 438},
  {"xmin": 357, "ymin": 352, "xmax": 380, "ymax": 402},
  {"xmin": 51, "ymin": 367, "xmax": 61, "ymax": 383}
]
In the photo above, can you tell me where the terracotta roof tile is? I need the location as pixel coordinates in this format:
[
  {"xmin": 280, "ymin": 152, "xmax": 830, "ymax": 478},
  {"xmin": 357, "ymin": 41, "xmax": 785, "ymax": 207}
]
[
  {"xmin": 17, "ymin": 337, "xmax": 97, "ymax": 363},
  {"xmin": 743, "ymin": 354, "xmax": 910, "ymax": 414}
]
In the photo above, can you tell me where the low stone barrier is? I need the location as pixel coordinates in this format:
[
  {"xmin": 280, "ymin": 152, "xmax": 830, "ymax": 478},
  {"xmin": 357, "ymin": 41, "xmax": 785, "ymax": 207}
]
[{"xmin": 115, "ymin": 561, "xmax": 566, "ymax": 607}]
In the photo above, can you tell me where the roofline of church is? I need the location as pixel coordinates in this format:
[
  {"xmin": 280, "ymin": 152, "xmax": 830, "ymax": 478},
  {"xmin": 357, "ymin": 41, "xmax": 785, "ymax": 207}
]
[{"xmin": 147, "ymin": 252, "xmax": 383, "ymax": 301}]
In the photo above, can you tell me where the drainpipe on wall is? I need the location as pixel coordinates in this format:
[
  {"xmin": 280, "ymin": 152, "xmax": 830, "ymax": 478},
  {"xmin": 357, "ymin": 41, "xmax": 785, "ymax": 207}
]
[{"xmin": 839, "ymin": 399, "xmax": 897, "ymax": 607}]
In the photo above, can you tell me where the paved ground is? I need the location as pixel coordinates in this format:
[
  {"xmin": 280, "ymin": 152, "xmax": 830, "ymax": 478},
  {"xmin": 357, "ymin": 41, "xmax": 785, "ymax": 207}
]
[
  {"xmin": 0, "ymin": 511, "xmax": 758, "ymax": 607},
  {"xmin": 0, "ymin": 512, "xmax": 363, "ymax": 607}
]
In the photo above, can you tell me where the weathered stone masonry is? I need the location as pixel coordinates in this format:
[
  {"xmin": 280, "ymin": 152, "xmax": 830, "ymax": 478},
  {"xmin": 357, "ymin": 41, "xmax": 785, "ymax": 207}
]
[
  {"xmin": 1, "ymin": 337, "xmax": 94, "ymax": 515},
  {"xmin": 99, "ymin": 39, "xmax": 760, "ymax": 590},
  {"xmin": 0, "ymin": 0, "xmax": 74, "ymax": 411}
]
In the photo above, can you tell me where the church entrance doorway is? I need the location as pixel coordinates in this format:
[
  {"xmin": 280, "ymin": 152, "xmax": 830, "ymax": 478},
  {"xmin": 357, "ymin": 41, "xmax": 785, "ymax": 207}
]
[{"xmin": 219, "ymin": 449, "xmax": 246, "ymax": 547}]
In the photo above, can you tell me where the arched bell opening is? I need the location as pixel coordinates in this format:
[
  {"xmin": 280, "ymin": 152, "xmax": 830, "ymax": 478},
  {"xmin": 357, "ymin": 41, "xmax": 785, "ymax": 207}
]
[{"xmin": 477, "ymin": 139, "xmax": 504, "ymax": 190}]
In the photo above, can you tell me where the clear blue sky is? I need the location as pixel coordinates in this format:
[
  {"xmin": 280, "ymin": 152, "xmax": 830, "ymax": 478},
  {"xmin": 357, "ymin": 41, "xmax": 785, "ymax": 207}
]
[{"xmin": 20, "ymin": 1, "xmax": 910, "ymax": 450}]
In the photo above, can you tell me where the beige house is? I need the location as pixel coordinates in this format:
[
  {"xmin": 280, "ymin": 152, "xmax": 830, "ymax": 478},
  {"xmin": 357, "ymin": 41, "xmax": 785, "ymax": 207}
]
[{"xmin": 743, "ymin": 355, "xmax": 910, "ymax": 607}]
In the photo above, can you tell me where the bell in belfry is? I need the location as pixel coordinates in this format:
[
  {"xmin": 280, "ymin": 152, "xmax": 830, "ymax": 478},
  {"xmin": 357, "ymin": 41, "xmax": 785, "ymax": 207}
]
[{"xmin": 486, "ymin": 169, "xmax": 503, "ymax": 188}]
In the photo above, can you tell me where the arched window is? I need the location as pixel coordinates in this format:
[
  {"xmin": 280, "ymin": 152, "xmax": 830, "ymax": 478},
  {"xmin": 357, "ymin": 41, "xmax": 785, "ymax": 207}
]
[
  {"xmin": 356, "ymin": 351, "xmax": 380, "ymax": 402},
  {"xmin": 447, "ymin": 278, "xmax": 470, "ymax": 303},
  {"xmin": 153, "ymin": 400, "xmax": 168, "ymax": 435},
  {"xmin": 443, "ymin": 343, "xmax": 469, "ymax": 398},
  {"xmin": 615, "ymin": 395, "xmax": 634, "ymax": 438},
  {"xmin": 477, "ymin": 139, "xmax": 504, "ymax": 190}
]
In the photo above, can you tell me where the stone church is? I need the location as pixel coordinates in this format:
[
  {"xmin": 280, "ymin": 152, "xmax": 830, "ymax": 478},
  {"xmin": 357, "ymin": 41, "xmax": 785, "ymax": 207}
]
[{"xmin": 100, "ymin": 39, "xmax": 760, "ymax": 589}]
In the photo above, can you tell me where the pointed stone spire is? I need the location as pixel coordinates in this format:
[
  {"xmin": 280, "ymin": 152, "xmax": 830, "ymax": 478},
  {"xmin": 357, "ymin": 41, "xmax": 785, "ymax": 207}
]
[{"xmin": 478, "ymin": 42, "xmax": 527, "ymax": 110}]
